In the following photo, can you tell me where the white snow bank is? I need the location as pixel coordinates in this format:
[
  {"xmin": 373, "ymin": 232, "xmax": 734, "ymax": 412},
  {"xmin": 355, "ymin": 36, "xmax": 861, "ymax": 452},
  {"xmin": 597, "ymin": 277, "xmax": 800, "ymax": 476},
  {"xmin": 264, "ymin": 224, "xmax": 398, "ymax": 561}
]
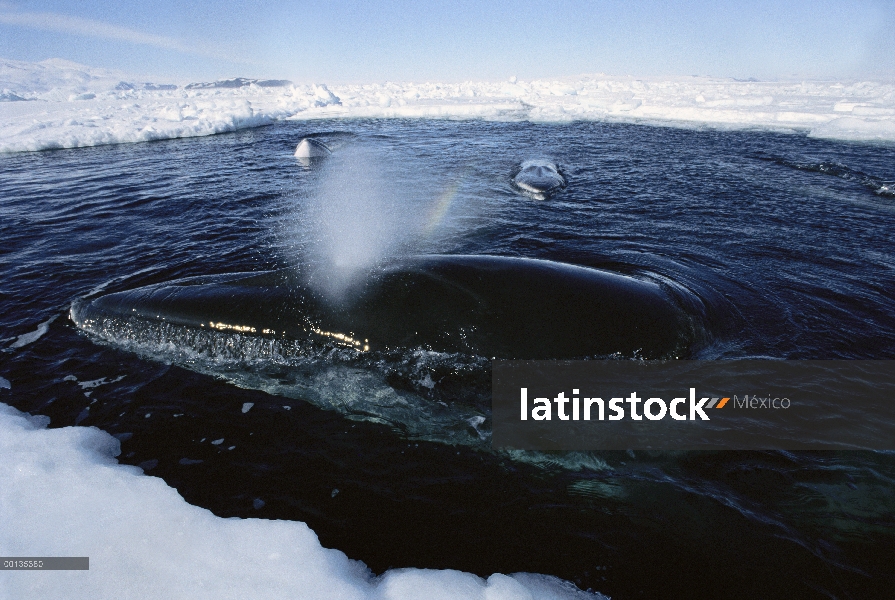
[
  {"xmin": 305, "ymin": 76, "xmax": 895, "ymax": 142},
  {"xmin": 2, "ymin": 57, "xmax": 895, "ymax": 152},
  {"xmin": 0, "ymin": 403, "xmax": 604, "ymax": 600},
  {"xmin": 0, "ymin": 95, "xmax": 282, "ymax": 151},
  {"xmin": 0, "ymin": 58, "xmax": 343, "ymax": 152}
]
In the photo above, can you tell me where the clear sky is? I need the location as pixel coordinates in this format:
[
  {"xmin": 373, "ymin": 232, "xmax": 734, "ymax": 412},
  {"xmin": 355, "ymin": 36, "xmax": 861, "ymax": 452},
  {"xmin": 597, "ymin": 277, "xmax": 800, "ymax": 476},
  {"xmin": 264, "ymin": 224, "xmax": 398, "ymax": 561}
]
[{"xmin": 1, "ymin": 0, "xmax": 893, "ymax": 83}]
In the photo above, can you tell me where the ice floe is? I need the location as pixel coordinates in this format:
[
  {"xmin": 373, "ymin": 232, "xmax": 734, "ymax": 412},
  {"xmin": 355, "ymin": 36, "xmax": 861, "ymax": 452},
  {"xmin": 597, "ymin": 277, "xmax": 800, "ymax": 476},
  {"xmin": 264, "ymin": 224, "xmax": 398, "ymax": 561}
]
[
  {"xmin": 0, "ymin": 402, "xmax": 604, "ymax": 600},
  {"xmin": 2, "ymin": 57, "xmax": 895, "ymax": 152}
]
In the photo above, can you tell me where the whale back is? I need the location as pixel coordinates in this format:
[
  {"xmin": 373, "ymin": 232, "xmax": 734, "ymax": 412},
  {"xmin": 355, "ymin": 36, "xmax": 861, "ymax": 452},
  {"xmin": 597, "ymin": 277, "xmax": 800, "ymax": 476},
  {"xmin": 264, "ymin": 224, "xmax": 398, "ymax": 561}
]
[{"xmin": 72, "ymin": 255, "xmax": 694, "ymax": 359}]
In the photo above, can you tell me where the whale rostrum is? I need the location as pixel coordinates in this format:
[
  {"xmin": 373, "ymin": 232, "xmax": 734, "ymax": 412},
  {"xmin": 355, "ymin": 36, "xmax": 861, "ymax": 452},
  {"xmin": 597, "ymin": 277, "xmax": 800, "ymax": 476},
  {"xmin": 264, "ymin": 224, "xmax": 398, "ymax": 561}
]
[
  {"xmin": 71, "ymin": 255, "xmax": 696, "ymax": 360},
  {"xmin": 513, "ymin": 160, "xmax": 565, "ymax": 198},
  {"xmin": 294, "ymin": 137, "xmax": 331, "ymax": 158}
]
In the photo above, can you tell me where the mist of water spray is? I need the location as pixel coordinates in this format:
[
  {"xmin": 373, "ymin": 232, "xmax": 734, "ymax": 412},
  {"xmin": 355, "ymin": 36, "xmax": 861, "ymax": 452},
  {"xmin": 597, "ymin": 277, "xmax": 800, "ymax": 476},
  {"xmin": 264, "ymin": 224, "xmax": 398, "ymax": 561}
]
[{"xmin": 295, "ymin": 144, "xmax": 441, "ymax": 303}]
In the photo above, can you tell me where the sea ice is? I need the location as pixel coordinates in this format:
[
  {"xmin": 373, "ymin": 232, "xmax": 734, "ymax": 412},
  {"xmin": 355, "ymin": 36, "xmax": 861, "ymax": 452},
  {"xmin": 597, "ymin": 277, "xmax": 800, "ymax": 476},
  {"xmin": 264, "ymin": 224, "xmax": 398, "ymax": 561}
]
[
  {"xmin": 2, "ymin": 57, "xmax": 894, "ymax": 153},
  {"xmin": 0, "ymin": 402, "xmax": 605, "ymax": 599}
]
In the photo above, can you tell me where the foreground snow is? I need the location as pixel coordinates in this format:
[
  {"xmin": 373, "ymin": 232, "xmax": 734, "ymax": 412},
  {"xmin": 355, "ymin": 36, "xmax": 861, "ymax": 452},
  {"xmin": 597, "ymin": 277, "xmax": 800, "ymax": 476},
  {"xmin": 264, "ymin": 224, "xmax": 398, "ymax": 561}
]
[
  {"xmin": 2, "ymin": 57, "xmax": 894, "ymax": 152},
  {"xmin": 0, "ymin": 403, "xmax": 603, "ymax": 600}
]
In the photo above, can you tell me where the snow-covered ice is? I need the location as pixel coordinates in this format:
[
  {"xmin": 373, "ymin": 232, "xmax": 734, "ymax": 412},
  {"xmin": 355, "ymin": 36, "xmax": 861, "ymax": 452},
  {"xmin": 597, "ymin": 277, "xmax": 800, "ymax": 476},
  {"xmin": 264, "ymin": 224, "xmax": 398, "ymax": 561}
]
[
  {"xmin": 0, "ymin": 402, "xmax": 604, "ymax": 600},
  {"xmin": 0, "ymin": 58, "xmax": 341, "ymax": 152},
  {"xmin": 2, "ymin": 57, "xmax": 895, "ymax": 152}
]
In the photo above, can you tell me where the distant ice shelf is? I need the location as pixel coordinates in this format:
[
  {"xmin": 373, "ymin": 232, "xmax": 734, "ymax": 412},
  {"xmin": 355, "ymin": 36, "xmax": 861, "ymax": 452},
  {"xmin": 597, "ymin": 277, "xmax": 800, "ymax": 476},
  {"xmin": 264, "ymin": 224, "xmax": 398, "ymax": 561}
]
[{"xmin": 2, "ymin": 57, "xmax": 895, "ymax": 152}]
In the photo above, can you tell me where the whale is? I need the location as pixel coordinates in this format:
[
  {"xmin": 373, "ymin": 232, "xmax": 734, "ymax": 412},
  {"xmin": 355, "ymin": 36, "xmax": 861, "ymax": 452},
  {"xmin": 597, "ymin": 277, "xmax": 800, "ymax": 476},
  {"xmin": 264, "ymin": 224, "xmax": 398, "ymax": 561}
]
[
  {"xmin": 513, "ymin": 160, "xmax": 565, "ymax": 198},
  {"xmin": 71, "ymin": 255, "xmax": 695, "ymax": 360},
  {"xmin": 294, "ymin": 138, "xmax": 331, "ymax": 159}
]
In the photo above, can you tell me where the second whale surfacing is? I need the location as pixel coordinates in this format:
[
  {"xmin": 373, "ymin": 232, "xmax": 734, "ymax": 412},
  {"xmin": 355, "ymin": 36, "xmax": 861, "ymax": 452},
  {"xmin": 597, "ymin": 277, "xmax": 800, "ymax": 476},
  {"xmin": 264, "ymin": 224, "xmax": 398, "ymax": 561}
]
[
  {"xmin": 294, "ymin": 137, "xmax": 331, "ymax": 158},
  {"xmin": 513, "ymin": 160, "xmax": 565, "ymax": 198},
  {"xmin": 71, "ymin": 255, "xmax": 697, "ymax": 360}
]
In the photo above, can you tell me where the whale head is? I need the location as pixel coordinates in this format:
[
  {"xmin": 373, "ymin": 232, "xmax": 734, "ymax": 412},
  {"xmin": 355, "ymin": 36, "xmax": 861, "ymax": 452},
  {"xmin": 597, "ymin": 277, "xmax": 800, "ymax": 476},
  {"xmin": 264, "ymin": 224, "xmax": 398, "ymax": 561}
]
[
  {"xmin": 294, "ymin": 138, "xmax": 331, "ymax": 166},
  {"xmin": 513, "ymin": 160, "xmax": 565, "ymax": 199}
]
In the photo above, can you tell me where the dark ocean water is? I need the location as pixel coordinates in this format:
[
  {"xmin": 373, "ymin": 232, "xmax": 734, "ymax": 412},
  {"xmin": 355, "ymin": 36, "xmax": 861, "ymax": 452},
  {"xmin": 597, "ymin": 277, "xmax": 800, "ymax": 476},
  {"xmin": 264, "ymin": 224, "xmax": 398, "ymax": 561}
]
[{"xmin": 2, "ymin": 119, "xmax": 894, "ymax": 599}]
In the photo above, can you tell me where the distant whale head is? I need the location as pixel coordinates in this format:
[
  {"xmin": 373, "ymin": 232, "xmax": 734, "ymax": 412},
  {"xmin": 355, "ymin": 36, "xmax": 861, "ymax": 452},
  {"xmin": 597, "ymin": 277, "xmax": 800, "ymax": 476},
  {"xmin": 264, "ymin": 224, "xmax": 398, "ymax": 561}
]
[
  {"xmin": 294, "ymin": 138, "xmax": 331, "ymax": 161},
  {"xmin": 513, "ymin": 160, "xmax": 565, "ymax": 198}
]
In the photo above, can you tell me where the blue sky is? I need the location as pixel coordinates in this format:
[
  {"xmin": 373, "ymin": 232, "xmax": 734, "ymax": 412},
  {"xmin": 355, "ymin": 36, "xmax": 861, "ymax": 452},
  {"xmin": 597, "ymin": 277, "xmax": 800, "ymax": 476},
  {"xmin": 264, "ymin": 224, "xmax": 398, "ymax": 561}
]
[{"xmin": 1, "ymin": 0, "xmax": 893, "ymax": 83}]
